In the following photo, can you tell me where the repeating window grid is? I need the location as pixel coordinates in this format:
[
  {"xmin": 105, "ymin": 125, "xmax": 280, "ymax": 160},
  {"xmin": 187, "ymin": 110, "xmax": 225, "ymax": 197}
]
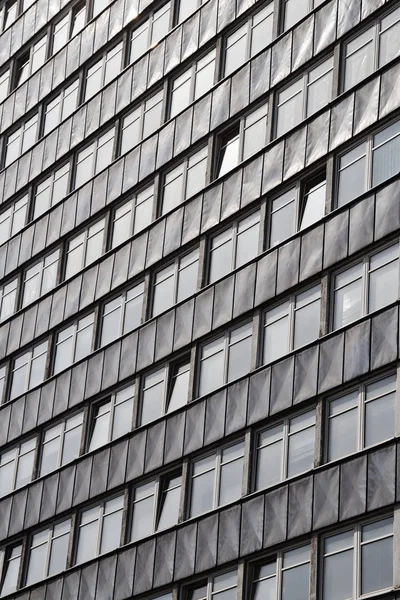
[
  {"xmin": 54, "ymin": 313, "xmax": 95, "ymax": 375},
  {"xmin": 276, "ymin": 56, "xmax": 334, "ymax": 138},
  {"xmin": 344, "ymin": 7, "xmax": 400, "ymax": 91},
  {"xmin": 161, "ymin": 146, "xmax": 208, "ymax": 215},
  {"xmin": 22, "ymin": 250, "xmax": 60, "ymax": 307},
  {"xmin": 322, "ymin": 517, "xmax": 394, "ymax": 599},
  {"xmin": 224, "ymin": 3, "xmax": 274, "ymax": 76},
  {"xmin": 33, "ymin": 163, "xmax": 71, "ymax": 220},
  {"xmin": 189, "ymin": 441, "xmax": 245, "ymax": 517},
  {"xmin": 5, "ymin": 113, "xmax": 39, "ymax": 167},
  {"xmin": 0, "ymin": 544, "xmax": 22, "ymax": 597},
  {"xmin": 0, "ymin": 68, "xmax": 10, "ymax": 102},
  {"xmin": 170, "ymin": 49, "xmax": 216, "ymax": 118},
  {"xmin": 120, "ymin": 90, "xmax": 164, "ymax": 155},
  {"xmin": 0, "ymin": 195, "xmax": 28, "ymax": 245},
  {"xmin": 0, "ymin": 438, "xmax": 36, "ymax": 497},
  {"xmin": 65, "ymin": 218, "xmax": 106, "ymax": 280},
  {"xmin": 263, "ymin": 286, "xmax": 321, "ymax": 364},
  {"xmin": 43, "ymin": 80, "xmax": 79, "ymax": 136},
  {"xmin": 332, "ymin": 243, "xmax": 400, "ymax": 329},
  {"xmin": 26, "ymin": 520, "xmax": 71, "ymax": 585},
  {"xmin": 0, "ymin": 278, "xmax": 17, "ymax": 322},
  {"xmin": 129, "ymin": 2, "xmax": 171, "ymax": 64},
  {"xmin": 10, "ymin": 341, "xmax": 48, "ymax": 400},
  {"xmin": 85, "ymin": 44, "xmax": 123, "ymax": 101},
  {"xmin": 40, "ymin": 413, "xmax": 84, "ymax": 476},
  {"xmin": 76, "ymin": 496, "xmax": 124, "ymax": 564},
  {"xmin": 338, "ymin": 118, "xmax": 400, "ymax": 206},
  {"xmin": 152, "ymin": 249, "xmax": 199, "ymax": 317},
  {"xmin": 111, "ymin": 183, "xmax": 154, "ymax": 247},
  {"xmin": 89, "ymin": 385, "xmax": 135, "ymax": 452},
  {"xmin": 256, "ymin": 409, "xmax": 316, "ymax": 490},
  {"xmin": 100, "ymin": 282, "xmax": 144, "ymax": 347},
  {"xmin": 326, "ymin": 374, "xmax": 396, "ymax": 463}
]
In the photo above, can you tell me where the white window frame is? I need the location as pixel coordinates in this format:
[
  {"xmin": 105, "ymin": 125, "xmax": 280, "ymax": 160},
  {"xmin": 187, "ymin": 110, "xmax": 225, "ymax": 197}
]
[
  {"xmin": 40, "ymin": 412, "xmax": 84, "ymax": 476},
  {"xmin": 129, "ymin": 2, "xmax": 172, "ymax": 64},
  {"xmin": 332, "ymin": 242, "xmax": 400, "ymax": 330},
  {"xmin": 74, "ymin": 128, "xmax": 115, "ymax": 188},
  {"xmin": 33, "ymin": 162, "xmax": 71, "ymax": 220},
  {"xmin": 169, "ymin": 48, "xmax": 216, "ymax": 118},
  {"xmin": 43, "ymin": 79, "xmax": 79, "ymax": 136},
  {"xmin": 65, "ymin": 218, "xmax": 106, "ymax": 280},
  {"xmin": 10, "ymin": 340, "xmax": 49, "ymax": 400},
  {"xmin": 186, "ymin": 569, "xmax": 238, "ymax": 600},
  {"xmin": 326, "ymin": 373, "xmax": 396, "ymax": 463},
  {"xmin": 88, "ymin": 384, "xmax": 135, "ymax": 451},
  {"xmin": 161, "ymin": 146, "xmax": 208, "ymax": 214},
  {"xmin": 0, "ymin": 437, "xmax": 36, "ymax": 497},
  {"xmin": 53, "ymin": 313, "xmax": 95, "ymax": 375},
  {"xmin": 26, "ymin": 519, "xmax": 71, "ymax": 585},
  {"xmin": 76, "ymin": 495, "xmax": 124, "ymax": 564},
  {"xmin": 0, "ymin": 195, "xmax": 28, "ymax": 245},
  {"xmin": 4, "ymin": 112, "xmax": 39, "ymax": 166},
  {"xmin": 111, "ymin": 183, "xmax": 155, "ymax": 247},
  {"xmin": 84, "ymin": 43, "xmax": 124, "ymax": 101},
  {"xmin": 120, "ymin": 90, "xmax": 164, "ymax": 155},
  {"xmin": 0, "ymin": 68, "xmax": 10, "ymax": 102},
  {"xmin": 0, "ymin": 277, "xmax": 18, "ymax": 322},
  {"xmin": 22, "ymin": 249, "xmax": 60, "ymax": 307},
  {"xmin": 100, "ymin": 282, "xmax": 145, "ymax": 347},
  {"xmin": 322, "ymin": 516, "xmax": 394, "ymax": 599},
  {"xmin": 189, "ymin": 440, "xmax": 245, "ymax": 517},
  {"xmin": 151, "ymin": 248, "xmax": 199, "ymax": 317}
]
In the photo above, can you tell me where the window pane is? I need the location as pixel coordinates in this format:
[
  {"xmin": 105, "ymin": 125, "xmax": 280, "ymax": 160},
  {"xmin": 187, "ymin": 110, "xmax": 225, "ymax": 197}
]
[
  {"xmin": 131, "ymin": 487, "xmax": 155, "ymax": 541},
  {"xmin": 307, "ymin": 58, "xmax": 333, "ymax": 116},
  {"xmin": 338, "ymin": 143, "xmax": 367, "ymax": 206},
  {"xmin": 77, "ymin": 518, "xmax": 98, "ymax": 563},
  {"xmin": 199, "ymin": 340, "xmax": 225, "ymax": 397},
  {"xmin": 324, "ymin": 544, "xmax": 354, "ymax": 600},
  {"xmin": 26, "ymin": 535, "xmax": 48, "ymax": 585},
  {"xmin": 219, "ymin": 456, "xmax": 243, "ymax": 505},
  {"xmin": 100, "ymin": 507, "xmax": 123, "ymax": 554},
  {"xmin": 217, "ymin": 132, "xmax": 240, "ymax": 177},
  {"xmin": 277, "ymin": 79, "xmax": 303, "ymax": 137},
  {"xmin": 362, "ymin": 535, "xmax": 393, "ymax": 594},
  {"xmin": 294, "ymin": 288, "xmax": 320, "ymax": 349},
  {"xmin": 372, "ymin": 120, "xmax": 400, "ymax": 186},
  {"xmin": 48, "ymin": 524, "xmax": 70, "ymax": 576},
  {"xmin": 365, "ymin": 391, "xmax": 395, "ymax": 447},
  {"xmin": 334, "ymin": 278, "xmax": 363, "ymax": 329},
  {"xmin": 369, "ymin": 253, "xmax": 398, "ymax": 313},
  {"xmin": 270, "ymin": 189, "xmax": 296, "ymax": 247},
  {"xmin": 329, "ymin": 393, "xmax": 358, "ymax": 461},
  {"xmin": 284, "ymin": 0, "xmax": 308, "ymax": 30},
  {"xmin": 288, "ymin": 415, "xmax": 315, "ymax": 478},
  {"xmin": 282, "ymin": 563, "xmax": 309, "ymax": 600},
  {"xmin": 344, "ymin": 27, "xmax": 375, "ymax": 90},
  {"xmin": 379, "ymin": 8, "xmax": 400, "ymax": 66},
  {"xmin": 225, "ymin": 25, "xmax": 247, "ymax": 76},
  {"xmin": 300, "ymin": 180, "xmax": 326, "ymax": 230},
  {"xmin": 190, "ymin": 468, "xmax": 215, "ymax": 517},
  {"xmin": 263, "ymin": 310, "xmax": 289, "ymax": 364}
]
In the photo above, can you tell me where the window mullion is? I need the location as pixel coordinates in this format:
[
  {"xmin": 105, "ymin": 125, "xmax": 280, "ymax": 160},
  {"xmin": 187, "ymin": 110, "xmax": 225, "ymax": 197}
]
[
  {"xmin": 282, "ymin": 419, "xmax": 289, "ymax": 480},
  {"xmin": 359, "ymin": 386, "xmax": 365, "ymax": 451},
  {"xmin": 44, "ymin": 529, "xmax": 52, "ymax": 577},
  {"xmin": 354, "ymin": 527, "xmax": 360, "ymax": 598},
  {"xmin": 108, "ymin": 396, "xmax": 115, "ymax": 443},
  {"xmin": 97, "ymin": 506, "xmax": 104, "ymax": 555},
  {"xmin": 153, "ymin": 479, "xmax": 160, "ymax": 533},
  {"xmin": 363, "ymin": 256, "xmax": 369, "ymax": 317},
  {"xmin": 214, "ymin": 452, "xmax": 221, "ymax": 509}
]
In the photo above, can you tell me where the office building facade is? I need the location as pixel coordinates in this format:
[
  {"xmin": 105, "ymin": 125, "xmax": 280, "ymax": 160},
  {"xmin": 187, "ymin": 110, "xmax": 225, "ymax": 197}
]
[{"xmin": 0, "ymin": 0, "xmax": 400, "ymax": 597}]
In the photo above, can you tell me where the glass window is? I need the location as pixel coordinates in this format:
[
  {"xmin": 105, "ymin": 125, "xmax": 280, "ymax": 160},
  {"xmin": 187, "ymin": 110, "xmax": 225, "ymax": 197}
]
[
  {"xmin": 187, "ymin": 570, "xmax": 238, "ymax": 600},
  {"xmin": 379, "ymin": 7, "xmax": 400, "ymax": 66},
  {"xmin": 333, "ymin": 245, "xmax": 399, "ymax": 330},
  {"xmin": 209, "ymin": 212, "xmax": 260, "ymax": 284},
  {"xmin": 52, "ymin": 14, "xmax": 70, "ymax": 55},
  {"xmin": 129, "ymin": 2, "xmax": 171, "ymax": 64},
  {"xmin": 0, "ymin": 545, "xmax": 22, "ymax": 597},
  {"xmin": 170, "ymin": 49, "xmax": 216, "ymax": 118},
  {"xmin": 372, "ymin": 119, "xmax": 400, "ymax": 187},
  {"xmin": 43, "ymin": 80, "xmax": 79, "ymax": 136},
  {"xmin": 111, "ymin": 183, "xmax": 154, "ymax": 247},
  {"xmin": 65, "ymin": 219, "xmax": 105, "ymax": 280},
  {"xmin": 162, "ymin": 146, "xmax": 208, "ymax": 214},
  {"xmin": 323, "ymin": 517, "xmax": 393, "ymax": 599},
  {"xmin": 31, "ymin": 35, "xmax": 48, "ymax": 74},
  {"xmin": 3, "ymin": 0, "xmax": 18, "ymax": 31},
  {"xmin": 120, "ymin": 90, "xmax": 163, "ymax": 155},
  {"xmin": 0, "ymin": 438, "xmax": 36, "ymax": 497},
  {"xmin": 92, "ymin": 0, "xmax": 112, "ymax": 17},
  {"xmin": 5, "ymin": 113, "xmax": 39, "ymax": 167},
  {"xmin": 85, "ymin": 43, "xmax": 123, "ymax": 101},
  {"xmin": 71, "ymin": 2, "xmax": 86, "ymax": 37},
  {"xmin": 75, "ymin": 128, "xmax": 115, "ymax": 188},
  {"xmin": 140, "ymin": 357, "xmax": 190, "ymax": 426},
  {"xmin": 243, "ymin": 103, "xmax": 268, "ymax": 161},
  {"xmin": 100, "ymin": 282, "xmax": 144, "ymax": 347},
  {"xmin": 0, "ymin": 278, "xmax": 18, "ymax": 322},
  {"xmin": 131, "ymin": 472, "xmax": 182, "ymax": 541},
  {"xmin": 53, "ymin": 313, "xmax": 95, "ymax": 375},
  {"xmin": 76, "ymin": 496, "xmax": 124, "ymax": 564},
  {"xmin": 256, "ymin": 409, "xmax": 316, "ymax": 490},
  {"xmin": 252, "ymin": 546, "xmax": 311, "ymax": 600},
  {"xmin": 0, "ymin": 195, "xmax": 28, "ymax": 245},
  {"xmin": 0, "ymin": 68, "xmax": 10, "ymax": 102},
  {"xmin": 276, "ymin": 56, "xmax": 333, "ymax": 137},
  {"xmin": 199, "ymin": 323, "xmax": 253, "ymax": 397},
  {"xmin": 22, "ymin": 249, "xmax": 60, "ymax": 307},
  {"xmin": 216, "ymin": 127, "xmax": 240, "ymax": 178},
  {"xmin": 10, "ymin": 341, "xmax": 48, "ymax": 400},
  {"xmin": 33, "ymin": 163, "xmax": 70, "ymax": 219},
  {"xmin": 327, "ymin": 374, "xmax": 396, "ymax": 462},
  {"xmin": 152, "ymin": 249, "xmax": 199, "ymax": 317},
  {"xmin": 283, "ymin": 0, "xmax": 324, "ymax": 30},
  {"xmin": 26, "ymin": 520, "xmax": 71, "ymax": 585},
  {"xmin": 176, "ymin": 0, "xmax": 207, "ymax": 23},
  {"xmin": 14, "ymin": 52, "xmax": 30, "ymax": 88},
  {"xmin": 190, "ymin": 441, "xmax": 244, "ymax": 518},
  {"xmin": 40, "ymin": 413, "xmax": 83, "ymax": 476},
  {"xmin": 263, "ymin": 285, "xmax": 321, "ymax": 364},
  {"xmin": 89, "ymin": 385, "xmax": 135, "ymax": 451},
  {"xmin": 299, "ymin": 174, "xmax": 326, "ymax": 230},
  {"xmin": 337, "ymin": 142, "xmax": 368, "ymax": 207},
  {"xmin": 224, "ymin": 4, "xmax": 274, "ymax": 76}
]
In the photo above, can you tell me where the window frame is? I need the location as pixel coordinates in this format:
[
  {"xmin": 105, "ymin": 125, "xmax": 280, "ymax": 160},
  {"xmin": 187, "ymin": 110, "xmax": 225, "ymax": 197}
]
[
  {"xmin": 119, "ymin": 88, "xmax": 164, "ymax": 156},
  {"xmin": 9, "ymin": 339, "xmax": 49, "ymax": 401},
  {"xmin": 138, "ymin": 354, "xmax": 191, "ymax": 426},
  {"xmin": 74, "ymin": 126, "xmax": 116, "ymax": 189},
  {"xmin": 331, "ymin": 241, "xmax": 400, "ymax": 330},
  {"xmin": 129, "ymin": 1, "xmax": 172, "ymax": 65},
  {"xmin": 254, "ymin": 406, "xmax": 317, "ymax": 491},
  {"xmin": 99, "ymin": 281, "xmax": 145, "ymax": 348},
  {"xmin": 325, "ymin": 372, "xmax": 397, "ymax": 463},
  {"xmin": 129, "ymin": 470, "xmax": 183, "ymax": 542},
  {"xmin": 275, "ymin": 55, "xmax": 334, "ymax": 138},
  {"xmin": 25, "ymin": 518, "xmax": 71, "ymax": 585},
  {"xmin": 0, "ymin": 542, "xmax": 23, "ymax": 597},
  {"xmin": 268, "ymin": 170, "xmax": 327, "ymax": 248},
  {"xmin": 0, "ymin": 194, "xmax": 29, "ymax": 245},
  {"xmin": 4, "ymin": 111, "xmax": 39, "ymax": 167},
  {"xmin": 84, "ymin": 41, "xmax": 124, "ymax": 101},
  {"xmin": 110, "ymin": 182, "xmax": 155, "ymax": 247},
  {"xmin": 184, "ymin": 568, "xmax": 239, "ymax": 600},
  {"xmin": 87, "ymin": 383, "xmax": 135, "ymax": 451},
  {"xmin": 321, "ymin": 515, "xmax": 394, "ymax": 599},
  {"xmin": 21, "ymin": 247, "xmax": 61, "ymax": 308},
  {"xmin": 188, "ymin": 439, "xmax": 245, "ymax": 518},
  {"xmin": 33, "ymin": 161, "xmax": 71, "ymax": 220},
  {"xmin": 64, "ymin": 217, "xmax": 107, "ymax": 281},
  {"xmin": 39, "ymin": 412, "xmax": 84, "ymax": 476},
  {"xmin": 53, "ymin": 312, "xmax": 95, "ymax": 376},
  {"xmin": 0, "ymin": 437, "xmax": 37, "ymax": 497},
  {"xmin": 262, "ymin": 283, "xmax": 322, "ymax": 365}
]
